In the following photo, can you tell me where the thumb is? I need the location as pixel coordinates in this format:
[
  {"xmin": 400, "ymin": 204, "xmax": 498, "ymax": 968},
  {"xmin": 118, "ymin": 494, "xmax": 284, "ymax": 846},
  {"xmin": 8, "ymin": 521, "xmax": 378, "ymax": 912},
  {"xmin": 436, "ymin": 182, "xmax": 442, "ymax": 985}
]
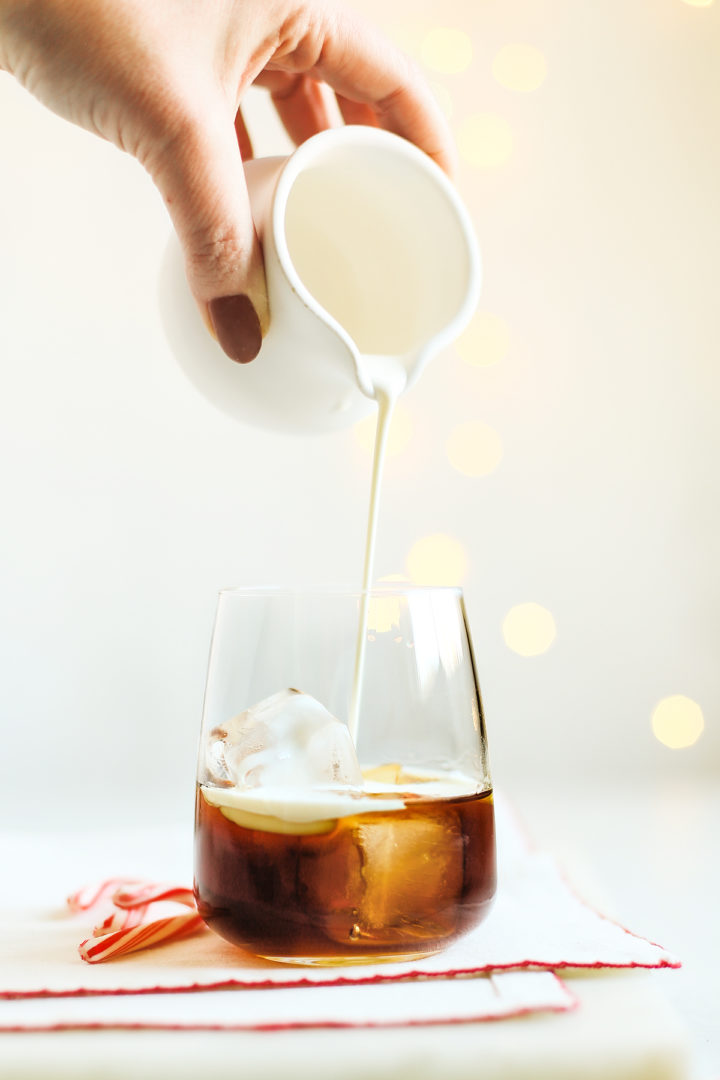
[{"xmin": 153, "ymin": 113, "xmax": 267, "ymax": 364}]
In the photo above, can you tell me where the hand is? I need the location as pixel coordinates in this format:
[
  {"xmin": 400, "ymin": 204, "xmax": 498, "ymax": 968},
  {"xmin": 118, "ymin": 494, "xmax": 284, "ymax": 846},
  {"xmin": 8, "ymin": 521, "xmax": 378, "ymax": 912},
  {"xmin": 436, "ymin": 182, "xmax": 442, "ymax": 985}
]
[{"xmin": 0, "ymin": 0, "xmax": 453, "ymax": 361}]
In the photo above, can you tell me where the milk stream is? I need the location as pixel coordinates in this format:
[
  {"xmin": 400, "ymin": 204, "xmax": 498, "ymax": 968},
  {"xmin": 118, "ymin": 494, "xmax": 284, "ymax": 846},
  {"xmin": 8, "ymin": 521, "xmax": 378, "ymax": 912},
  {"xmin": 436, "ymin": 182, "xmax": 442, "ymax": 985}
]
[{"xmin": 347, "ymin": 358, "xmax": 407, "ymax": 745}]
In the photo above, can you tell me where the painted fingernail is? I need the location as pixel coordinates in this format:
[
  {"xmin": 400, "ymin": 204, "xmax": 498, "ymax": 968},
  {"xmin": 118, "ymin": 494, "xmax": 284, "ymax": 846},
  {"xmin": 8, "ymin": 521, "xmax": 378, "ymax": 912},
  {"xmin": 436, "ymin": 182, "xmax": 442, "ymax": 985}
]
[{"xmin": 208, "ymin": 294, "xmax": 262, "ymax": 364}]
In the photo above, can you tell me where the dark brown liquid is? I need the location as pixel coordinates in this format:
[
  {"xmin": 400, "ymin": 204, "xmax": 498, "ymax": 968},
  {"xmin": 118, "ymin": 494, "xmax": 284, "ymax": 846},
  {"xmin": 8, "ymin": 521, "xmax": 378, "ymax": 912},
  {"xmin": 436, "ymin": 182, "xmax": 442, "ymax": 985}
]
[{"xmin": 194, "ymin": 785, "xmax": 496, "ymax": 961}]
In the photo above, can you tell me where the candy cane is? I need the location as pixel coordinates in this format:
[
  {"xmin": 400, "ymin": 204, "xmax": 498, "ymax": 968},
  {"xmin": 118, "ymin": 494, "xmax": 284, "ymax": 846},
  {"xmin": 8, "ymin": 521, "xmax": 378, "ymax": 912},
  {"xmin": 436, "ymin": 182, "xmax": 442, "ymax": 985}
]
[
  {"xmin": 111, "ymin": 883, "xmax": 196, "ymax": 910},
  {"xmin": 67, "ymin": 878, "xmax": 144, "ymax": 913},
  {"xmin": 91, "ymin": 904, "xmax": 152, "ymax": 937},
  {"xmin": 79, "ymin": 911, "xmax": 205, "ymax": 964}
]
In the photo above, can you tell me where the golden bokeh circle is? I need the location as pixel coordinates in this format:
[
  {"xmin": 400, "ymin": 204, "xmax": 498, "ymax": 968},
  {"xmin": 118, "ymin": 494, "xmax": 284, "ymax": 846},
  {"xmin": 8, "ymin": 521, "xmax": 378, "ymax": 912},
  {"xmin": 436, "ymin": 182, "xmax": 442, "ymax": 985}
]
[
  {"xmin": 420, "ymin": 27, "xmax": 473, "ymax": 75},
  {"xmin": 503, "ymin": 603, "xmax": 556, "ymax": 656},
  {"xmin": 651, "ymin": 695, "xmax": 704, "ymax": 749},
  {"xmin": 406, "ymin": 533, "xmax": 469, "ymax": 586}
]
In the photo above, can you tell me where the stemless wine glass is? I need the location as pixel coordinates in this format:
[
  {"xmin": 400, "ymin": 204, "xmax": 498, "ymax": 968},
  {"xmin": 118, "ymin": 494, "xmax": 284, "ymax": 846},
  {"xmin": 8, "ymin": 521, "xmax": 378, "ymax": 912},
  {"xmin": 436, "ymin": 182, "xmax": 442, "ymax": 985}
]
[{"xmin": 194, "ymin": 586, "xmax": 496, "ymax": 965}]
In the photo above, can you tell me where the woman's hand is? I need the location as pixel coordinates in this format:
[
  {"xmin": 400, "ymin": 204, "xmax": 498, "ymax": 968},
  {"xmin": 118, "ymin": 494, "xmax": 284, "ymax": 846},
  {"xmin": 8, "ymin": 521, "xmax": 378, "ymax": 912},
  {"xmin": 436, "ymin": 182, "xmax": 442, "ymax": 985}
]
[{"xmin": 0, "ymin": 0, "xmax": 453, "ymax": 361}]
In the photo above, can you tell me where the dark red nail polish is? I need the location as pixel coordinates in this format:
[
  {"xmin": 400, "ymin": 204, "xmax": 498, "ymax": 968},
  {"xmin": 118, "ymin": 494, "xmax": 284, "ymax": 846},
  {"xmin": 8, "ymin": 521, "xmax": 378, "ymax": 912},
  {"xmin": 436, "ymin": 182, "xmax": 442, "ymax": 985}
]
[{"xmin": 208, "ymin": 295, "xmax": 262, "ymax": 364}]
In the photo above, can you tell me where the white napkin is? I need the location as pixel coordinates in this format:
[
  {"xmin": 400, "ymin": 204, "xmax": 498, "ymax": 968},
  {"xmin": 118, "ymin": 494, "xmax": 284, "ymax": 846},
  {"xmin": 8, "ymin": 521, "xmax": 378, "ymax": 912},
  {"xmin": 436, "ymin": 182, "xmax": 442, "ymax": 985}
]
[
  {"xmin": 0, "ymin": 972, "xmax": 575, "ymax": 1032},
  {"xmin": 0, "ymin": 798, "xmax": 678, "ymax": 1030},
  {"xmin": 0, "ymin": 846, "xmax": 677, "ymax": 1000}
]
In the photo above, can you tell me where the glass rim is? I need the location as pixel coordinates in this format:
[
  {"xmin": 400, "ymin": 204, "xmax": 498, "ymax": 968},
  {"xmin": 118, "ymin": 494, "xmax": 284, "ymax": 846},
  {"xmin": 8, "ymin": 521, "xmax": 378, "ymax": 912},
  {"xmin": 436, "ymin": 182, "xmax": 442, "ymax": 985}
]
[{"xmin": 217, "ymin": 583, "xmax": 464, "ymax": 599}]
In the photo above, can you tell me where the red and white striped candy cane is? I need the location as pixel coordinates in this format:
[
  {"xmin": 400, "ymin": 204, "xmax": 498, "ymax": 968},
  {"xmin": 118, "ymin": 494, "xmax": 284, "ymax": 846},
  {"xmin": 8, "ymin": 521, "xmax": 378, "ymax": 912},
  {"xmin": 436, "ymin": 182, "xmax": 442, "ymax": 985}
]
[
  {"xmin": 79, "ymin": 911, "xmax": 205, "ymax": 964},
  {"xmin": 67, "ymin": 878, "xmax": 144, "ymax": 913},
  {"xmin": 91, "ymin": 904, "xmax": 152, "ymax": 937},
  {"xmin": 111, "ymin": 882, "xmax": 196, "ymax": 910}
]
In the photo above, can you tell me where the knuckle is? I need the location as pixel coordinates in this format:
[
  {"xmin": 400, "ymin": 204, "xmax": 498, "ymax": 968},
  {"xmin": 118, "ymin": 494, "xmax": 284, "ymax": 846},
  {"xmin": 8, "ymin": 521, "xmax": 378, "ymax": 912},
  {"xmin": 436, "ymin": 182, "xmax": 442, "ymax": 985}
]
[{"xmin": 274, "ymin": 7, "xmax": 330, "ymax": 71}]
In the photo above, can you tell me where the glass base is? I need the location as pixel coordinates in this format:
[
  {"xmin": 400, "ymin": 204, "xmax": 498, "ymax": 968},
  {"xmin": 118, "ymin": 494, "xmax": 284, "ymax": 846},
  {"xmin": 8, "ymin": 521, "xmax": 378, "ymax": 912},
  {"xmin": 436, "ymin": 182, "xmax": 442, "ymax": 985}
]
[{"xmin": 258, "ymin": 949, "xmax": 438, "ymax": 967}]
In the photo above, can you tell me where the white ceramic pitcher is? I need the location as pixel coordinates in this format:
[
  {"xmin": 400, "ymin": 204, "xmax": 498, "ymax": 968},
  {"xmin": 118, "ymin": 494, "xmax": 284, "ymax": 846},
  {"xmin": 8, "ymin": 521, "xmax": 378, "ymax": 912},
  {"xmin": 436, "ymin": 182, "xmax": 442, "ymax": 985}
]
[{"xmin": 159, "ymin": 126, "xmax": 481, "ymax": 435}]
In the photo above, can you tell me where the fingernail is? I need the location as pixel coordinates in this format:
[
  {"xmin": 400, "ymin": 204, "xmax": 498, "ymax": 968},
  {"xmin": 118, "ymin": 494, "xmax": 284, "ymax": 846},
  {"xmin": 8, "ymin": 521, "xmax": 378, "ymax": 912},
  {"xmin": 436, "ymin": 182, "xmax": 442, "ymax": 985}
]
[{"xmin": 207, "ymin": 295, "xmax": 262, "ymax": 364}]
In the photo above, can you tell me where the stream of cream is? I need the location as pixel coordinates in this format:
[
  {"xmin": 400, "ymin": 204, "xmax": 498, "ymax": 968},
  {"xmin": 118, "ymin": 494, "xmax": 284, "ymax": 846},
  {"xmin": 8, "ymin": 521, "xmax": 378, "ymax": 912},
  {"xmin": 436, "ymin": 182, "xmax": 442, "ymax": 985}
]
[{"xmin": 347, "ymin": 359, "xmax": 407, "ymax": 745}]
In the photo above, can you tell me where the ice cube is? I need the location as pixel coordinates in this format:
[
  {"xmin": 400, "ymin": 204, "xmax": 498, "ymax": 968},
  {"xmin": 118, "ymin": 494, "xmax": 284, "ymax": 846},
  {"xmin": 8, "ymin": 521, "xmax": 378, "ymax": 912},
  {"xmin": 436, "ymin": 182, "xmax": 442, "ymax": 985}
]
[
  {"xmin": 353, "ymin": 807, "xmax": 464, "ymax": 940},
  {"xmin": 208, "ymin": 688, "xmax": 362, "ymax": 791},
  {"xmin": 203, "ymin": 732, "xmax": 233, "ymax": 785},
  {"xmin": 302, "ymin": 803, "xmax": 465, "ymax": 947}
]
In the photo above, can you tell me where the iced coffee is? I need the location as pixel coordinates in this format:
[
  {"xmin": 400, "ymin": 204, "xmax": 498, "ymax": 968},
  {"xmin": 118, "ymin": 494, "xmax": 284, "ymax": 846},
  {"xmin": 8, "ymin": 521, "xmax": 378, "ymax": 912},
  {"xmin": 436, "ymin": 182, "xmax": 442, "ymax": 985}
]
[{"xmin": 194, "ymin": 689, "xmax": 496, "ymax": 963}]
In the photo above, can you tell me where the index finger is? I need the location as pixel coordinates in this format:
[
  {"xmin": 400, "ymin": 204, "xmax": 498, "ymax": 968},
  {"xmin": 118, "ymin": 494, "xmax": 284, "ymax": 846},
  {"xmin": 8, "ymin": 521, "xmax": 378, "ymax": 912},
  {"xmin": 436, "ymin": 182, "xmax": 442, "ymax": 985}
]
[{"xmin": 273, "ymin": 7, "xmax": 456, "ymax": 175}]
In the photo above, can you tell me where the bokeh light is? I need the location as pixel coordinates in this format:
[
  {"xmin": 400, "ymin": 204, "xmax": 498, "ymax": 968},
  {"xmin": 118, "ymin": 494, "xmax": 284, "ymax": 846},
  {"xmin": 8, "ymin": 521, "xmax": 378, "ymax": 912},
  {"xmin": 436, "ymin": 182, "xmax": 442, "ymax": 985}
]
[
  {"xmin": 354, "ymin": 403, "xmax": 413, "ymax": 457},
  {"xmin": 503, "ymin": 603, "xmax": 556, "ymax": 656},
  {"xmin": 651, "ymin": 696, "xmax": 704, "ymax": 749},
  {"xmin": 456, "ymin": 311, "xmax": 510, "ymax": 367},
  {"xmin": 457, "ymin": 114, "xmax": 513, "ymax": 169},
  {"xmin": 492, "ymin": 44, "xmax": 547, "ymax": 92},
  {"xmin": 406, "ymin": 534, "xmax": 468, "ymax": 586},
  {"xmin": 366, "ymin": 575, "xmax": 413, "ymax": 634},
  {"xmin": 366, "ymin": 576, "xmax": 409, "ymax": 634},
  {"xmin": 680, "ymin": 0, "xmax": 714, "ymax": 7},
  {"xmin": 446, "ymin": 421, "xmax": 503, "ymax": 477},
  {"xmin": 420, "ymin": 27, "xmax": 473, "ymax": 75},
  {"xmin": 366, "ymin": 595, "xmax": 401, "ymax": 634}
]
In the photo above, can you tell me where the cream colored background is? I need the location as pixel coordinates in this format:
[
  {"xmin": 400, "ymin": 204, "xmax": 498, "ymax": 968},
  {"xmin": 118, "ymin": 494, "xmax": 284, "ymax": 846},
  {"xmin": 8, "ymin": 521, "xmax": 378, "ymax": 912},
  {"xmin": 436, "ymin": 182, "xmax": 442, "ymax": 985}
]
[{"xmin": 0, "ymin": 0, "xmax": 718, "ymax": 828}]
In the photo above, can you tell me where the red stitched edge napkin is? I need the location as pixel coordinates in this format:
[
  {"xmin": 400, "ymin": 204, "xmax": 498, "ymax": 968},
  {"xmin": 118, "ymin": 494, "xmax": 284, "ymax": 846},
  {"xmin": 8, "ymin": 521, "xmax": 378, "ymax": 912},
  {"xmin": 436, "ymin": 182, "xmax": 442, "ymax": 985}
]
[
  {"xmin": 0, "ymin": 973, "xmax": 577, "ymax": 1032},
  {"xmin": 0, "ymin": 798, "xmax": 679, "ymax": 1030}
]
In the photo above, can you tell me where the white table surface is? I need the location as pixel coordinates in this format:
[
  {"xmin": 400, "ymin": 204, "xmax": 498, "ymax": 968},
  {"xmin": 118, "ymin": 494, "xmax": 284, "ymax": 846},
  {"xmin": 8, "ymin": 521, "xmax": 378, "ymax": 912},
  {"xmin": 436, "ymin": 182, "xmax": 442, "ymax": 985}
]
[
  {"xmin": 507, "ymin": 776, "xmax": 720, "ymax": 1080},
  {"xmin": 1, "ymin": 777, "xmax": 716, "ymax": 1080}
]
